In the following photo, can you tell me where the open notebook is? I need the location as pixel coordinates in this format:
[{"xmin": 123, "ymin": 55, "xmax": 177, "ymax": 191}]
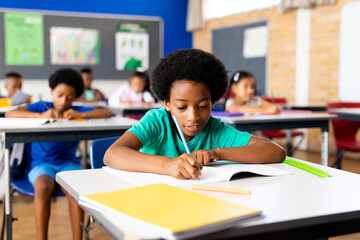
[
  {"xmin": 103, "ymin": 163, "xmax": 291, "ymax": 187},
  {"xmin": 79, "ymin": 183, "xmax": 261, "ymax": 240},
  {"xmin": 0, "ymin": 118, "xmax": 56, "ymax": 128}
]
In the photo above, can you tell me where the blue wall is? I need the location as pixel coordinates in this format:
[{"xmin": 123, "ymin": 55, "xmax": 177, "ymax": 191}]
[{"xmin": 0, "ymin": 0, "xmax": 192, "ymax": 56}]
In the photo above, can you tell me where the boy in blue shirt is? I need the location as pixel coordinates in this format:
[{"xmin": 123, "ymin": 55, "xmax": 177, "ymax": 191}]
[
  {"xmin": 104, "ymin": 49, "xmax": 285, "ymax": 180},
  {"xmin": 6, "ymin": 68, "xmax": 113, "ymax": 240}
]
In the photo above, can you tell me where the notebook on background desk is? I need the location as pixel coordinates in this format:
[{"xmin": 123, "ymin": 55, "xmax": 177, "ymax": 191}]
[
  {"xmin": 211, "ymin": 111, "xmax": 244, "ymax": 117},
  {"xmin": 0, "ymin": 118, "xmax": 56, "ymax": 128},
  {"xmin": 10, "ymin": 91, "xmax": 31, "ymax": 105}
]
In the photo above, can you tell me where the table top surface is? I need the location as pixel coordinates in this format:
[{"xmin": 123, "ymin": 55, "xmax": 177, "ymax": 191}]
[
  {"xmin": 0, "ymin": 116, "xmax": 138, "ymax": 133},
  {"xmin": 57, "ymin": 161, "xmax": 360, "ymax": 239},
  {"xmin": 219, "ymin": 112, "xmax": 335, "ymax": 124},
  {"xmin": 329, "ymin": 108, "xmax": 360, "ymax": 114}
]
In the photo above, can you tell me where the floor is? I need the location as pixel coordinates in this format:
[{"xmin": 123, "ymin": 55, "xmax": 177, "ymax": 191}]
[{"xmin": 1, "ymin": 150, "xmax": 360, "ymax": 240}]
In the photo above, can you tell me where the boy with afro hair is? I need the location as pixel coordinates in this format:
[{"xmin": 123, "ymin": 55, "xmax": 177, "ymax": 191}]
[
  {"xmin": 6, "ymin": 68, "xmax": 113, "ymax": 240},
  {"xmin": 104, "ymin": 49, "xmax": 285, "ymax": 180}
]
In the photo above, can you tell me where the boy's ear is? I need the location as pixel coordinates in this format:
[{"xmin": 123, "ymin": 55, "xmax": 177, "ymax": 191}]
[{"xmin": 164, "ymin": 100, "xmax": 171, "ymax": 111}]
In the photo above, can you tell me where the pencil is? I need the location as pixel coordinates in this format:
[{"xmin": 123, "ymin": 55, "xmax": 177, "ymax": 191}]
[
  {"xmin": 172, "ymin": 115, "xmax": 191, "ymax": 154},
  {"xmin": 191, "ymin": 185, "xmax": 251, "ymax": 195},
  {"xmin": 172, "ymin": 115, "xmax": 201, "ymax": 175},
  {"xmin": 40, "ymin": 100, "xmax": 49, "ymax": 110}
]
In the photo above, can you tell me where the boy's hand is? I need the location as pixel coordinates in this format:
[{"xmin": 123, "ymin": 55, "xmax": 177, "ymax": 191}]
[
  {"xmin": 167, "ymin": 153, "xmax": 202, "ymax": 179},
  {"xmin": 63, "ymin": 109, "xmax": 81, "ymax": 120},
  {"xmin": 192, "ymin": 149, "xmax": 220, "ymax": 166},
  {"xmin": 40, "ymin": 109, "xmax": 61, "ymax": 119}
]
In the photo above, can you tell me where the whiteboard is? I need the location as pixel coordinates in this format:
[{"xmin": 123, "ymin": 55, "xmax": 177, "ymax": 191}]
[{"xmin": 339, "ymin": 1, "xmax": 360, "ymax": 101}]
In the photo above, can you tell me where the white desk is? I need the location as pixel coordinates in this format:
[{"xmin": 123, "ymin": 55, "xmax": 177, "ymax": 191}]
[
  {"xmin": 57, "ymin": 162, "xmax": 360, "ymax": 239},
  {"xmin": 283, "ymin": 105, "xmax": 327, "ymax": 112},
  {"xmin": 0, "ymin": 117, "xmax": 138, "ymax": 240},
  {"xmin": 72, "ymin": 101, "xmax": 108, "ymax": 108},
  {"xmin": 328, "ymin": 108, "xmax": 360, "ymax": 121},
  {"xmin": 219, "ymin": 113, "xmax": 335, "ymax": 166},
  {"xmin": 109, "ymin": 103, "xmax": 163, "ymax": 116}
]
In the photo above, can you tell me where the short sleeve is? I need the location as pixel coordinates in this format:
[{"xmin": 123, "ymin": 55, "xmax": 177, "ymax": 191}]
[
  {"xmin": 225, "ymin": 98, "xmax": 235, "ymax": 111},
  {"xmin": 26, "ymin": 101, "xmax": 47, "ymax": 113},
  {"xmin": 247, "ymin": 96, "xmax": 262, "ymax": 107},
  {"xmin": 143, "ymin": 91, "xmax": 155, "ymax": 103},
  {"xmin": 108, "ymin": 83, "xmax": 129, "ymax": 106},
  {"xmin": 210, "ymin": 118, "xmax": 252, "ymax": 148},
  {"xmin": 128, "ymin": 110, "xmax": 162, "ymax": 146},
  {"xmin": 73, "ymin": 106, "xmax": 94, "ymax": 112}
]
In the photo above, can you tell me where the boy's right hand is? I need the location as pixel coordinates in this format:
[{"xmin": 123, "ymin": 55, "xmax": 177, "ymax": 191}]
[
  {"xmin": 167, "ymin": 153, "xmax": 202, "ymax": 179},
  {"xmin": 40, "ymin": 109, "xmax": 61, "ymax": 119}
]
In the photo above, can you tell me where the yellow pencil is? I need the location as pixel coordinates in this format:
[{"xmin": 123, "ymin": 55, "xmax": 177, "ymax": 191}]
[
  {"xmin": 191, "ymin": 185, "xmax": 251, "ymax": 195},
  {"xmin": 72, "ymin": 118, "xmax": 85, "ymax": 122}
]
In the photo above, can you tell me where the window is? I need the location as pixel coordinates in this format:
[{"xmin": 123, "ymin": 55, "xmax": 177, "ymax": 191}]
[{"xmin": 203, "ymin": 0, "xmax": 280, "ymax": 20}]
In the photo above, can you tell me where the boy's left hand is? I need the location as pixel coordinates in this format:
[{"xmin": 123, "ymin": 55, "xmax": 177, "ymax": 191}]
[
  {"xmin": 62, "ymin": 109, "xmax": 81, "ymax": 120},
  {"xmin": 192, "ymin": 149, "xmax": 219, "ymax": 166}
]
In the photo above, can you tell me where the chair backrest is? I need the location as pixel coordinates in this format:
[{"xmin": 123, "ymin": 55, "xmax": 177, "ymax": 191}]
[
  {"xmin": 262, "ymin": 97, "xmax": 287, "ymax": 105},
  {"xmin": 90, "ymin": 137, "xmax": 119, "ymax": 169},
  {"xmin": 11, "ymin": 143, "xmax": 64, "ymax": 196},
  {"xmin": 326, "ymin": 102, "xmax": 360, "ymax": 148}
]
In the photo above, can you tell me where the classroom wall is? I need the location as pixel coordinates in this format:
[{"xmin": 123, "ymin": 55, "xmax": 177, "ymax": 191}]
[
  {"xmin": 193, "ymin": 0, "xmax": 355, "ymax": 154},
  {"xmin": 0, "ymin": 0, "xmax": 192, "ymax": 101},
  {"xmin": 0, "ymin": 0, "xmax": 192, "ymax": 56}
]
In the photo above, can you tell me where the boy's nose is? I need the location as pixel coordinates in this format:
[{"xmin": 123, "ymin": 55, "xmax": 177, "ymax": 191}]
[
  {"xmin": 60, "ymin": 97, "xmax": 67, "ymax": 104},
  {"xmin": 187, "ymin": 107, "xmax": 200, "ymax": 121}
]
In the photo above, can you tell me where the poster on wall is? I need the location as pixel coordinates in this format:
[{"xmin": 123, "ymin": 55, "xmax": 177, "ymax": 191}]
[
  {"xmin": 243, "ymin": 26, "xmax": 268, "ymax": 58},
  {"xmin": 4, "ymin": 12, "xmax": 44, "ymax": 65},
  {"xmin": 115, "ymin": 23, "xmax": 149, "ymax": 70},
  {"xmin": 50, "ymin": 27, "xmax": 100, "ymax": 65}
]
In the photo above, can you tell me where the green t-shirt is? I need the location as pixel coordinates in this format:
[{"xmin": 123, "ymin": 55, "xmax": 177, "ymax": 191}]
[{"xmin": 128, "ymin": 108, "xmax": 252, "ymax": 158}]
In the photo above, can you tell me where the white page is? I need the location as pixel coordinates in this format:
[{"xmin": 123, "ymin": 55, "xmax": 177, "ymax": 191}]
[
  {"xmin": 103, "ymin": 164, "xmax": 291, "ymax": 187},
  {"xmin": 0, "ymin": 118, "xmax": 55, "ymax": 128},
  {"xmin": 207, "ymin": 164, "xmax": 291, "ymax": 181}
]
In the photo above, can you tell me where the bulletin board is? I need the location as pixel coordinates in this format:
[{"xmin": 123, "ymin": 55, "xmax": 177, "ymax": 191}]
[
  {"xmin": 0, "ymin": 9, "xmax": 163, "ymax": 79},
  {"xmin": 212, "ymin": 20, "xmax": 268, "ymax": 96}
]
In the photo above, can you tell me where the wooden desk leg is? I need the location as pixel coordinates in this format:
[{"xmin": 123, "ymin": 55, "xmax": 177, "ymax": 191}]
[
  {"xmin": 321, "ymin": 130, "xmax": 328, "ymax": 166},
  {"xmin": 286, "ymin": 129, "xmax": 292, "ymax": 156}
]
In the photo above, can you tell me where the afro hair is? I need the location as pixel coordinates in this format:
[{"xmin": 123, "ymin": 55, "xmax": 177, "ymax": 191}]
[
  {"xmin": 49, "ymin": 68, "xmax": 84, "ymax": 98},
  {"xmin": 151, "ymin": 49, "xmax": 228, "ymax": 103}
]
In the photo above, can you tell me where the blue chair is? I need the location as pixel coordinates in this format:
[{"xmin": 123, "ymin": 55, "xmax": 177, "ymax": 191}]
[
  {"xmin": 11, "ymin": 143, "xmax": 64, "ymax": 197},
  {"xmin": 89, "ymin": 137, "xmax": 119, "ymax": 169},
  {"xmin": 83, "ymin": 137, "xmax": 118, "ymax": 239}
]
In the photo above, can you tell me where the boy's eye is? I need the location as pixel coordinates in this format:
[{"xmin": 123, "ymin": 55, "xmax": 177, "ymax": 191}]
[
  {"xmin": 177, "ymin": 106, "xmax": 186, "ymax": 110},
  {"xmin": 199, "ymin": 105, "xmax": 208, "ymax": 109}
]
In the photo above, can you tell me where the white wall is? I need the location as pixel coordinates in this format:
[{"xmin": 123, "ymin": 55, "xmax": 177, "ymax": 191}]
[
  {"xmin": 0, "ymin": 79, "xmax": 127, "ymax": 101},
  {"xmin": 339, "ymin": 1, "xmax": 360, "ymax": 101}
]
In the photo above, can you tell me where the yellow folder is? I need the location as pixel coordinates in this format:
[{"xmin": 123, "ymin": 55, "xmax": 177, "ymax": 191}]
[{"xmin": 81, "ymin": 183, "xmax": 261, "ymax": 239}]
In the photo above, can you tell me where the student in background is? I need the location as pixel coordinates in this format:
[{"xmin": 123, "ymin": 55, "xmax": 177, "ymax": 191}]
[
  {"xmin": 0, "ymin": 72, "xmax": 31, "ymax": 106},
  {"xmin": 6, "ymin": 68, "xmax": 113, "ymax": 240},
  {"xmin": 108, "ymin": 68, "xmax": 155, "ymax": 106},
  {"xmin": 225, "ymin": 70, "xmax": 282, "ymax": 114},
  {"xmin": 104, "ymin": 49, "xmax": 285, "ymax": 180},
  {"xmin": 77, "ymin": 67, "xmax": 106, "ymax": 102}
]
